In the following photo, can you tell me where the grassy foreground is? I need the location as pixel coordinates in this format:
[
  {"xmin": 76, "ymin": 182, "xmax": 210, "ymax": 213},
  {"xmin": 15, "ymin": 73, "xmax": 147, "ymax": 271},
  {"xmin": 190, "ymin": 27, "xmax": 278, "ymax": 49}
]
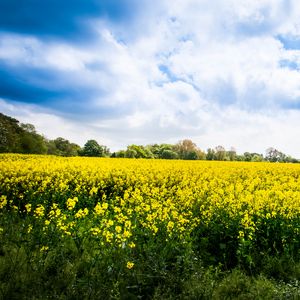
[{"xmin": 1, "ymin": 154, "xmax": 300, "ymax": 299}]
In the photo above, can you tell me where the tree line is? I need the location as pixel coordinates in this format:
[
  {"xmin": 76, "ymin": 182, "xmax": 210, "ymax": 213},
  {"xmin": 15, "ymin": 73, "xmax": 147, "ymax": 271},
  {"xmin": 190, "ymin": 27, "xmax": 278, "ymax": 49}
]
[
  {"xmin": 0, "ymin": 112, "xmax": 298, "ymax": 163},
  {"xmin": 112, "ymin": 142, "xmax": 298, "ymax": 163}
]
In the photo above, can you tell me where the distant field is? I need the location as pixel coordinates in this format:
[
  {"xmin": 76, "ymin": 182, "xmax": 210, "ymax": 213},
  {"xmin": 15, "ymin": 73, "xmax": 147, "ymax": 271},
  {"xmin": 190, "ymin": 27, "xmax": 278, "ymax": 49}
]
[{"xmin": 1, "ymin": 154, "xmax": 300, "ymax": 299}]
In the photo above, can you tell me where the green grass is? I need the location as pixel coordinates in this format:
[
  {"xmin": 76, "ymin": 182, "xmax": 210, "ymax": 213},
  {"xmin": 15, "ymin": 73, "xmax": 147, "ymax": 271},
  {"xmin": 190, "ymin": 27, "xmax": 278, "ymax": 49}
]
[{"xmin": 1, "ymin": 217, "xmax": 300, "ymax": 300}]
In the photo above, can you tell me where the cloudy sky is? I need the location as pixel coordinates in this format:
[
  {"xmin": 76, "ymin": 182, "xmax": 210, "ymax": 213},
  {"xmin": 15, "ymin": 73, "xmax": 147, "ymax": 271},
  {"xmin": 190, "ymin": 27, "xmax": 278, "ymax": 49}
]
[{"xmin": 0, "ymin": 0, "xmax": 300, "ymax": 156}]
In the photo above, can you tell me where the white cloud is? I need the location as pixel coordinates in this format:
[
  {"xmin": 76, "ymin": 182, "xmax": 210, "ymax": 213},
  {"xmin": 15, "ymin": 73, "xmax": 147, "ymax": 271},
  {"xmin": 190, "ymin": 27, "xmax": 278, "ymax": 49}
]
[{"xmin": 1, "ymin": 1, "xmax": 300, "ymax": 156}]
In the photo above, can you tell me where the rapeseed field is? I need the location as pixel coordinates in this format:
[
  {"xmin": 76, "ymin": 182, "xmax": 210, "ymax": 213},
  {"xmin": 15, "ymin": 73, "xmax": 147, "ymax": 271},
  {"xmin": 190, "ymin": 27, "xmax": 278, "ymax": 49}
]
[{"xmin": 1, "ymin": 154, "xmax": 300, "ymax": 299}]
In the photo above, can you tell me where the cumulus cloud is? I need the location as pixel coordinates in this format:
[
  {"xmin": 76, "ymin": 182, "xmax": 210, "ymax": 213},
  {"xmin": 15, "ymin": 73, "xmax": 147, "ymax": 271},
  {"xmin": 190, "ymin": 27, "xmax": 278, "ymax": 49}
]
[{"xmin": 1, "ymin": 0, "xmax": 300, "ymax": 156}]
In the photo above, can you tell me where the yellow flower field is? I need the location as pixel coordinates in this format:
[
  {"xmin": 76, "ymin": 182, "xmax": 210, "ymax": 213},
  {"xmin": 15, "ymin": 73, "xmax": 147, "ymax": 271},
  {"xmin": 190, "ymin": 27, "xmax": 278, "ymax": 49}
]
[
  {"xmin": 2, "ymin": 154, "xmax": 300, "ymax": 298},
  {"xmin": 1, "ymin": 154, "xmax": 300, "ymax": 257}
]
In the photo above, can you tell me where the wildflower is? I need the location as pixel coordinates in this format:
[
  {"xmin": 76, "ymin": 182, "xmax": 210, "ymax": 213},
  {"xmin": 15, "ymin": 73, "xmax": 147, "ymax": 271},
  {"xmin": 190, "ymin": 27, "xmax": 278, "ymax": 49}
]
[
  {"xmin": 128, "ymin": 242, "xmax": 136, "ymax": 248},
  {"xmin": 90, "ymin": 227, "xmax": 101, "ymax": 236},
  {"xmin": 25, "ymin": 203, "xmax": 32, "ymax": 213},
  {"xmin": 167, "ymin": 221, "xmax": 174, "ymax": 231},
  {"xmin": 0, "ymin": 195, "xmax": 7, "ymax": 209},
  {"xmin": 126, "ymin": 261, "xmax": 134, "ymax": 269},
  {"xmin": 75, "ymin": 208, "xmax": 89, "ymax": 218},
  {"xmin": 123, "ymin": 230, "xmax": 131, "ymax": 238},
  {"xmin": 115, "ymin": 226, "xmax": 122, "ymax": 234},
  {"xmin": 66, "ymin": 197, "xmax": 78, "ymax": 210},
  {"xmin": 89, "ymin": 186, "xmax": 98, "ymax": 196},
  {"xmin": 40, "ymin": 246, "xmax": 49, "ymax": 252},
  {"xmin": 34, "ymin": 204, "xmax": 45, "ymax": 218},
  {"xmin": 238, "ymin": 231, "xmax": 245, "ymax": 238},
  {"xmin": 94, "ymin": 202, "xmax": 108, "ymax": 215},
  {"xmin": 27, "ymin": 225, "xmax": 33, "ymax": 233}
]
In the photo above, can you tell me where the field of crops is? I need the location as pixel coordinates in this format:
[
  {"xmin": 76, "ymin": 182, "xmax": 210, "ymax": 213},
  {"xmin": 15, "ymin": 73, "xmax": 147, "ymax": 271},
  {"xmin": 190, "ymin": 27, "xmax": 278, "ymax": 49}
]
[{"xmin": 1, "ymin": 154, "xmax": 300, "ymax": 299}]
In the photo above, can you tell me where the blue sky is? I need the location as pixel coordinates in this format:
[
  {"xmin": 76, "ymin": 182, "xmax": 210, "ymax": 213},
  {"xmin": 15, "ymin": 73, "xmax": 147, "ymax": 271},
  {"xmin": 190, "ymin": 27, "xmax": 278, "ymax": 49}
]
[{"xmin": 1, "ymin": 0, "xmax": 300, "ymax": 156}]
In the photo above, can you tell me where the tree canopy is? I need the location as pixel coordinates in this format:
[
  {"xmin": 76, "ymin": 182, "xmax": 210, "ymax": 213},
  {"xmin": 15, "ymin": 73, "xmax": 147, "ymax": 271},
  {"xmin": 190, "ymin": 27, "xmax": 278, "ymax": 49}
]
[
  {"xmin": 0, "ymin": 112, "xmax": 298, "ymax": 163},
  {"xmin": 80, "ymin": 140, "xmax": 110, "ymax": 157}
]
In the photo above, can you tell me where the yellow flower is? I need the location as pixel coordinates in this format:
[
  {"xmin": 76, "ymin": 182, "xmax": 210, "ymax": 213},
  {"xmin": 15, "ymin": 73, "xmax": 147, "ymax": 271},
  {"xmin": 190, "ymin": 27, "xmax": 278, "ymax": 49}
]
[
  {"xmin": 90, "ymin": 227, "xmax": 101, "ymax": 236},
  {"xmin": 115, "ymin": 226, "xmax": 122, "ymax": 234},
  {"xmin": 167, "ymin": 221, "xmax": 174, "ymax": 232},
  {"xmin": 238, "ymin": 231, "xmax": 245, "ymax": 238},
  {"xmin": 40, "ymin": 246, "xmax": 49, "ymax": 252},
  {"xmin": 94, "ymin": 202, "xmax": 108, "ymax": 215},
  {"xmin": 25, "ymin": 203, "xmax": 32, "ymax": 213},
  {"xmin": 66, "ymin": 197, "xmax": 78, "ymax": 210},
  {"xmin": 0, "ymin": 195, "xmax": 7, "ymax": 209},
  {"xmin": 128, "ymin": 242, "xmax": 136, "ymax": 248},
  {"xmin": 34, "ymin": 205, "xmax": 45, "ymax": 218},
  {"xmin": 27, "ymin": 225, "xmax": 33, "ymax": 233},
  {"xmin": 89, "ymin": 186, "xmax": 98, "ymax": 196},
  {"xmin": 126, "ymin": 261, "xmax": 134, "ymax": 269},
  {"xmin": 75, "ymin": 207, "xmax": 89, "ymax": 218},
  {"xmin": 123, "ymin": 230, "xmax": 131, "ymax": 238}
]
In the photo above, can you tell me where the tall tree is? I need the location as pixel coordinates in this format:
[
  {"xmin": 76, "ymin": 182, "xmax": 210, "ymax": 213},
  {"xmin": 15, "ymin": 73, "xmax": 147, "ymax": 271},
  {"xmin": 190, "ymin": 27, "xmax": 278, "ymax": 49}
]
[
  {"xmin": 0, "ymin": 113, "xmax": 22, "ymax": 152},
  {"xmin": 214, "ymin": 145, "xmax": 226, "ymax": 161},
  {"xmin": 174, "ymin": 139, "xmax": 201, "ymax": 160},
  {"xmin": 125, "ymin": 145, "xmax": 153, "ymax": 158},
  {"xmin": 147, "ymin": 144, "xmax": 175, "ymax": 159},
  {"xmin": 20, "ymin": 123, "xmax": 47, "ymax": 154},
  {"xmin": 265, "ymin": 147, "xmax": 287, "ymax": 162},
  {"xmin": 161, "ymin": 149, "xmax": 179, "ymax": 159},
  {"xmin": 52, "ymin": 137, "xmax": 81, "ymax": 156},
  {"xmin": 227, "ymin": 147, "xmax": 237, "ymax": 161},
  {"xmin": 81, "ymin": 140, "xmax": 109, "ymax": 157},
  {"xmin": 206, "ymin": 148, "xmax": 215, "ymax": 160}
]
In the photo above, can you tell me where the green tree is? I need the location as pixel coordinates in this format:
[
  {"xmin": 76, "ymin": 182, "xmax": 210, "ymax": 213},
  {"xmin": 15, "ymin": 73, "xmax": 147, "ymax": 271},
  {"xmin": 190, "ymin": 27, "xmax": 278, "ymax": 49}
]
[
  {"xmin": 113, "ymin": 150, "xmax": 126, "ymax": 158},
  {"xmin": 214, "ymin": 145, "xmax": 226, "ymax": 161},
  {"xmin": 227, "ymin": 147, "xmax": 237, "ymax": 161},
  {"xmin": 251, "ymin": 154, "xmax": 263, "ymax": 162},
  {"xmin": 265, "ymin": 147, "xmax": 289, "ymax": 162},
  {"xmin": 51, "ymin": 137, "xmax": 81, "ymax": 156},
  {"xmin": 0, "ymin": 113, "xmax": 22, "ymax": 152},
  {"xmin": 147, "ymin": 144, "xmax": 161, "ymax": 158},
  {"xmin": 196, "ymin": 149, "xmax": 206, "ymax": 160},
  {"xmin": 148, "ymin": 144, "xmax": 174, "ymax": 159},
  {"xmin": 20, "ymin": 132, "xmax": 47, "ymax": 154},
  {"xmin": 243, "ymin": 152, "xmax": 252, "ymax": 162},
  {"xmin": 125, "ymin": 148, "xmax": 137, "ymax": 158},
  {"xmin": 20, "ymin": 123, "xmax": 47, "ymax": 154},
  {"xmin": 206, "ymin": 148, "xmax": 216, "ymax": 160},
  {"xmin": 174, "ymin": 139, "xmax": 202, "ymax": 160},
  {"xmin": 125, "ymin": 145, "xmax": 153, "ymax": 158},
  {"xmin": 46, "ymin": 140, "xmax": 60, "ymax": 155},
  {"xmin": 81, "ymin": 140, "xmax": 108, "ymax": 157},
  {"xmin": 161, "ymin": 149, "xmax": 179, "ymax": 159}
]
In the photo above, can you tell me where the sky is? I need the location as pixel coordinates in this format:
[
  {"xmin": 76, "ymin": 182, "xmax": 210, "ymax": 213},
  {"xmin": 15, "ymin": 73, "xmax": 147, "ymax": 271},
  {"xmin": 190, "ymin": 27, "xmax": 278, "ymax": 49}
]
[{"xmin": 0, "ymin": 0, "xmax": 300, "ymax": 156}]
